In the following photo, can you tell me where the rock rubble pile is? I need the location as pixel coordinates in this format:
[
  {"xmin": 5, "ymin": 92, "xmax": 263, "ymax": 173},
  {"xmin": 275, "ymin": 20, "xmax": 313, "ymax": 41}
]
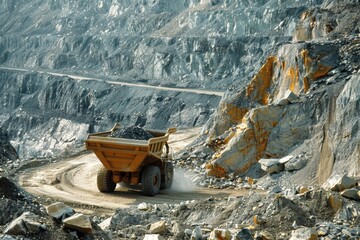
[
  {"xmin": 1, "ymin": 179, "xmax": 360, "ymax": 239},
  {"xmin": 0, "ymin": 177, "xmax": 109, "ymax": 240}
]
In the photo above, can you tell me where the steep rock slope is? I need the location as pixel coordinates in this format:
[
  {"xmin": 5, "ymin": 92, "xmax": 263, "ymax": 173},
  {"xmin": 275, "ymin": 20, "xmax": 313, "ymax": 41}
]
[
  {"xmin": 0, "ymin": 70, "xmax": 220, "ymax": 158},
  {"xmin": 0, "ymin": 128, "xmax": 18, "ymax": 164},
  {"xmin": 202, "ymin": 0, "xmax": 360, "ymax": 184}
]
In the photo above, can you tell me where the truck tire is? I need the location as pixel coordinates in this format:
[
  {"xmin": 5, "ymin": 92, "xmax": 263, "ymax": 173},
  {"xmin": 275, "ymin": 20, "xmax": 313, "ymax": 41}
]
[
  {"xmin": 160, "ymin": 162, "xmax": 174, "ymax": 190},
  {"xmin": 141, "ymin": 166, "xmax": 161, "ymax": 196},
  {"xmin": 97, "ymin": 166, "xmax": 116, "ymax": 192}
]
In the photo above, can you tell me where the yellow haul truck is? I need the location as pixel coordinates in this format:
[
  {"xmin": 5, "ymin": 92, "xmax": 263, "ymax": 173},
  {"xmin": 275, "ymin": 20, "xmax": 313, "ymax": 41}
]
[{"xmin": 85, "ymin": 124, "xmax": 176, "ymax": 196}]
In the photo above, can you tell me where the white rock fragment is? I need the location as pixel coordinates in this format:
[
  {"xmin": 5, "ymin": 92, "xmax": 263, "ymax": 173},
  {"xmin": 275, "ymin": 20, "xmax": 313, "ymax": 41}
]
[
  {"xmin": 63, "ymin": 213, "xmax": 92, "ymax": 234},
  {"xmin": 138, "ymin": 202, "xmax": 149, "ymax": 211},
  {"xmin": 143, "ymin": 234, "xmax": 165, "ymax": 240},
  {"xmin": 149, "ymin": 221, "xmax": 166, "ymax": 234},
  {"xmin": 276, "ymin": 90, "xmax": 299, "ymax": 105},
  {"xmin": 279, "ymin": 155, "xmax": 293, "ymax": 164},
  {"xmin": 99, "ymin": 217, "xmax": 111, "ymax": 230},
  {"xmin": 289, "ymin": 227, "xmax": 318, "ymax": 240}
]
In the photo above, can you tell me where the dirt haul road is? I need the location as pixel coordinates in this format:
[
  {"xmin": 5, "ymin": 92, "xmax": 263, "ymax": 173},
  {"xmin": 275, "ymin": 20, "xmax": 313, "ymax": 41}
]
[{"xmin": 19, "ymin": 128, "xmax": 250, "ymax": 215}]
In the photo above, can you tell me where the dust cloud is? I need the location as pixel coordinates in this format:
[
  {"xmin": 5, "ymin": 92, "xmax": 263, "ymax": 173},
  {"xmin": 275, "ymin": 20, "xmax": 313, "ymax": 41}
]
[{"xmin": 170, "ymin": 168, "xmax": 197, "ymax": 192}]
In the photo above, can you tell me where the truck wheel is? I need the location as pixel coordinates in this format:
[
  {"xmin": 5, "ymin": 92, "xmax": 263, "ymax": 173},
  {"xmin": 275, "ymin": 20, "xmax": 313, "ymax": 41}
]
[
  {"xmin": 97, "ymin": 166, "xmax": 116, "ymax": 192},
  {"xmin": 160, "ymin": 162, "xmax": 174, "ymax": 190},
  {"xmin": 141, "ymin": 166, "xmax": 161, "ymax": 196}
]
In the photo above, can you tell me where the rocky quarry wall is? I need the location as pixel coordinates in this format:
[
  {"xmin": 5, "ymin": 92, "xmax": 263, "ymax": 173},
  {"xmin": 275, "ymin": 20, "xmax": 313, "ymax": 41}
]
[
  {"xmin": 202, "ymin": 1, "xmax": 360, "ymax": 185},
  {"xmin": 0, "ymin": 0, "xmax": 326, "ymax": 90}
]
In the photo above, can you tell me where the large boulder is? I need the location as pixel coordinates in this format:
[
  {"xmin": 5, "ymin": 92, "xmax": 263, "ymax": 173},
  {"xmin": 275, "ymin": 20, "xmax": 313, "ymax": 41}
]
[
  {"xmin": 258, "ymin": 158, "xmax": 284, "ymax": 173},
  {"xmin": 4, "ymin": 212, "xmax": 44, "ymax": 235},
  {"xmin": 284, "ymin": 156, "xmax": 307, "ymax": 171},
  {"xmin": 323, "ymin": 174, "xmax": 357, "ymax": 192}
]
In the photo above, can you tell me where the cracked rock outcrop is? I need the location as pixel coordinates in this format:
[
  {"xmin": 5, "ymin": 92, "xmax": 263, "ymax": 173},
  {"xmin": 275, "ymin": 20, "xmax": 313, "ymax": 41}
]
[{"xmin": 201, "ymin": 0, "xmax": 360, "ymax": 184}]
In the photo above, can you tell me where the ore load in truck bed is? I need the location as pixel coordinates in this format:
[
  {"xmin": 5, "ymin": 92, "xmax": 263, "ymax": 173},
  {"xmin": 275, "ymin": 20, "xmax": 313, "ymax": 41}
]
[{"xmin": 110, "ymin": 125, "xmax": 154, "ymax": 140}]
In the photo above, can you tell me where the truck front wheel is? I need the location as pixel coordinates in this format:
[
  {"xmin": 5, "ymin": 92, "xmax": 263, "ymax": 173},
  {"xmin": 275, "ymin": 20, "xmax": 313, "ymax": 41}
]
[
  {"xmin": 141, "ymin": 166, "xmax": 161, "ymax": 196},
  {"xmin": 97, "ymin": 166, "xmax": 116, "ymax": 192}
]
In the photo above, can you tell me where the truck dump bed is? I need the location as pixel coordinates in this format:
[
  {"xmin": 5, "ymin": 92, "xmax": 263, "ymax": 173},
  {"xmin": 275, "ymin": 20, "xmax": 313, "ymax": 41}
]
[{"xmin": 85, "ymin": 127, "xmax": 176, "ymax": 172}]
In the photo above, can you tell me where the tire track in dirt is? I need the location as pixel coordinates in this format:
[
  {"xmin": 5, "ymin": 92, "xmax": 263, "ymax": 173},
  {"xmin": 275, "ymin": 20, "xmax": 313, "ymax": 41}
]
[
  {"xmin": 18, "ymin": 128, "xmax": 252, "ymax": 215},
  {"xmin": 19, "ymin": 154, "xmax": 251, "ymax": 215}
]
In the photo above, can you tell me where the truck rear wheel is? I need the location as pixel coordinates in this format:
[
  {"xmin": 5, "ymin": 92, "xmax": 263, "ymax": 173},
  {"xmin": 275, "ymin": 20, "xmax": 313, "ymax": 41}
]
[
  {"xmin": 141, "ymin": 166, "xmax": 161, "ymax": 196},
  {"xmin": 97, "ymin": 166, "xmax": 116, "ymax": 192},
  {"xmin": 160, "ymin": 162, "xmax": 174, "ymax": 190}
]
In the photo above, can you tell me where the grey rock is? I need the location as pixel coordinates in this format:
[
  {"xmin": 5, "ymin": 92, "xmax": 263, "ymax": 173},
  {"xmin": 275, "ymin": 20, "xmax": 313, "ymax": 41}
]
[
  {"xmin": 191, "ymin": 226, "xmax": 202, "ymax": 240},
  {"xmin": 340, "ymin": 188, "xmax": 360, "ymax": 200},
  {"xmin": 270, "ymin": 185, "xmax": 283, "ymax": 194},
  {"xmin": 233, "ymin": 228, "xmax": 253, "ymax": 240},
  {"xmin": 22, "ymin": 215, "xmax": 44, "ymax": 234},
  {"xmin": 0, "ymin": 235, "xmax": 17, "ymax": 240},
  {"xmin": 258, "ymin": 158, "xmax": 284, "ymax": 174},
  {"xmin": 184, "ymin": 228, "xmax": 193, "ymax": 236},
  {"xmin": 3, "ymin": 215, "xmax": 27, "ymax": 236},
  {"xmin": 180, "ymin": 152, "xmax": 190, "ymax": 160},
  {"xmin": 4, "ymin": 212, "xmax": 43, "ymax": 235},
  {"xmin": 285, "ymin": 157, "xmax": 307, "ymax": 171}
]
